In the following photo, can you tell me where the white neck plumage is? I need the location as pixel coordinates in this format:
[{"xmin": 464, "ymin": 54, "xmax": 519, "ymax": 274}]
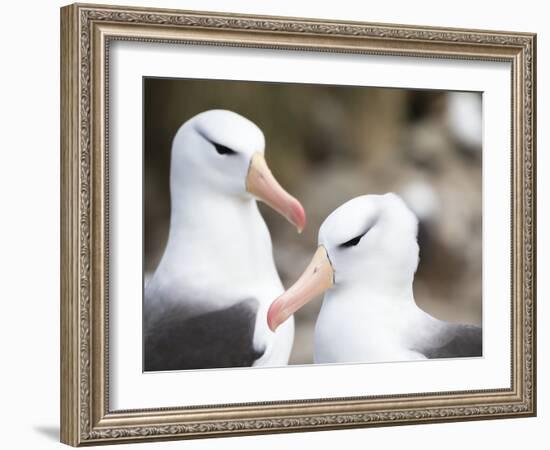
[
  {"xmin": 326, "ymin": 275, "xmax": 415, "ymax": 308},
  {"xmin": 159, "ymin": 181, "xmax": 281, "ymax": 307},
  {"xmin": 320, "ymin": 255, "xmax": 418, "ymax": 326}
]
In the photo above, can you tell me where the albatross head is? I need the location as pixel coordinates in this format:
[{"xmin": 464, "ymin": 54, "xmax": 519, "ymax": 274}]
[
  {"xmin": 267, "ymin": 193, "xmax": 419, "ymax": 331},
  {"xmin": 171, "ymin": 109, "xmax": 305, "ymax": 232}
]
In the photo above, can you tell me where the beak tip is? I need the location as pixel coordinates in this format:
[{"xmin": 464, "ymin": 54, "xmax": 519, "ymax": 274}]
[
  {"xmin": 266, "ymin": 302, "xmax": 279, "ymax": 332},
  {"xmin": 267, "ymin": 319, "xmax": 278, "ymax": 333},
  {"xmin": 290, "ymin": 200, "xmax": 306, "ymax": 233}
]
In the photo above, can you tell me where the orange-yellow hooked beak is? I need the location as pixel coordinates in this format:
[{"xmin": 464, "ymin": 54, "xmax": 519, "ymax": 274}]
[
  {"xmin": 267, "ymin": 245, "xmax": 334, "ymax": 332},
  {"xmin": 246, "ymin": 152, "xmax": 306, "ymax": 233}
]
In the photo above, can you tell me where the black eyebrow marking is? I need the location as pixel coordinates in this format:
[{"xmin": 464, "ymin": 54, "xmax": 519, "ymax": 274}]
[
  {"xmin": 195, "ymin": 127, "xmax": 237, "ymax": 155},
  {"xmin": 339, "ymin": 220, "xmax": 377, "ymax": 248},
  {"xmin": 339, "ymin": 231, "xmax": 367, "ymax": 248},
  {"xmin": 212, "ymin": 142, "xmax": 237, "ymax": 155}
]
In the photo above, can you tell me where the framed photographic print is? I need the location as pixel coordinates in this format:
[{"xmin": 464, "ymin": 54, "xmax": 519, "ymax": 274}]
[{"xmin": 60, "ymin": 3, "xmax": 537, "ymax": 446}]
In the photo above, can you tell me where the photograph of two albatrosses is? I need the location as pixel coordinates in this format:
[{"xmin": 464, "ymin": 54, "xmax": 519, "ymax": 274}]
[{"xmin": 143, "ymin": 77, "xmax": 483, "ymax": 372}]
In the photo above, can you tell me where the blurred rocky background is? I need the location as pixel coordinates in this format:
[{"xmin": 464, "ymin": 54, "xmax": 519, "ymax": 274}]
[{"xmin": 144, "ymin": 78, "xmax": 482, "ymax": 365}]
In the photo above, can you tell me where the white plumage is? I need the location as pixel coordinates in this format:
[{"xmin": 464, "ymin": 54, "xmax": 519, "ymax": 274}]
[
  {"xmin": 268, "ymin": 193, "xmax": 481, "ymax": 364},
  {"xmin": 144, "ymin": 110, "xmax": 305, "ymax": 371}
]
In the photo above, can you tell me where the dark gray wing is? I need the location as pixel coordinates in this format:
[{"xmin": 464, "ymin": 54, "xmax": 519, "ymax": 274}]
[
  {"xmin": 144, "ymin": 298, "xmax": 264, "ymax": 371},
  {"xmin": 412, "ymin": 323, "xmax": 482, "ymax": 359}
]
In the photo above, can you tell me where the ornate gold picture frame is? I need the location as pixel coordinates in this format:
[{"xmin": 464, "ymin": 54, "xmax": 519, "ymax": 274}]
[{"xmin": 60, "ymin": 3, "xmax": 536, "ymax": 446}]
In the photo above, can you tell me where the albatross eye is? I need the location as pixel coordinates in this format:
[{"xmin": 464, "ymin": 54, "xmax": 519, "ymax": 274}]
[
  {"xmin": 340, "ymin": 231, "xmax": 367, "ymax": 248},
  {"xmin": 213, "ymin": 142, "xmax": 237, "ymax": 155}
]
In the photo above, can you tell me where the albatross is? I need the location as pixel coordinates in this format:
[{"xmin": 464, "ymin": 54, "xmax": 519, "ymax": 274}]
[
  {"xmin": 267, "ymin": 193, "xmax": 481, "ymax": 364},
  {"xmin": 144, "ymin": 110, "xmax": 305, "ymax": 371}
]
